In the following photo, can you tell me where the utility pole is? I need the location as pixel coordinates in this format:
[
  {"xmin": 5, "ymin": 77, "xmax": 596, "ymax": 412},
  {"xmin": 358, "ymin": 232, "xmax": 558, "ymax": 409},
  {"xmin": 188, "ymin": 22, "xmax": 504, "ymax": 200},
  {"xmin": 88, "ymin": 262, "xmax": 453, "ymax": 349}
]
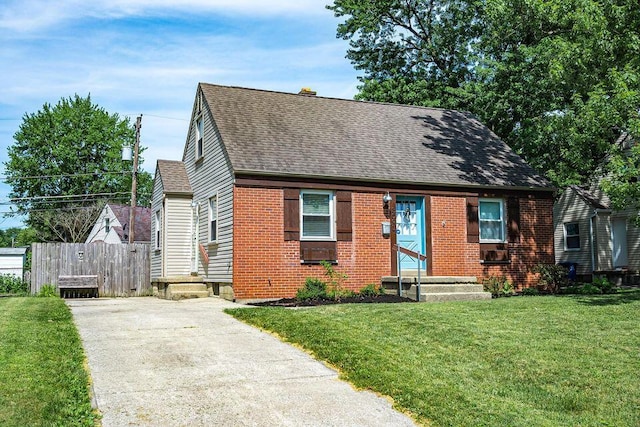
[{"xmin": 129, "ymin": 115, "xmax": 142, "ymax": 244}]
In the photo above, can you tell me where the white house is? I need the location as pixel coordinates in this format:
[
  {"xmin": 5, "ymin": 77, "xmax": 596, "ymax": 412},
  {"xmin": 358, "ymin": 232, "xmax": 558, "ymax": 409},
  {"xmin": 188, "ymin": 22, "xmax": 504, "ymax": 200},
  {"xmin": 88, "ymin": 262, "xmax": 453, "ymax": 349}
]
[{"xmin": 86, "ymin": 203, "xmax": 152, "ymax": 244}]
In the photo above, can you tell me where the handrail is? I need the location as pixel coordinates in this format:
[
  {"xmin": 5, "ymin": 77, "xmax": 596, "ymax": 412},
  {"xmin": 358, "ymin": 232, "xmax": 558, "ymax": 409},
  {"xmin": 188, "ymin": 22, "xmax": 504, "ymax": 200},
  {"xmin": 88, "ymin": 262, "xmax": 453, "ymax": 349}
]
[{"xmin": 393, "ymin": 244, "xmax": 427, "ymax": 301}]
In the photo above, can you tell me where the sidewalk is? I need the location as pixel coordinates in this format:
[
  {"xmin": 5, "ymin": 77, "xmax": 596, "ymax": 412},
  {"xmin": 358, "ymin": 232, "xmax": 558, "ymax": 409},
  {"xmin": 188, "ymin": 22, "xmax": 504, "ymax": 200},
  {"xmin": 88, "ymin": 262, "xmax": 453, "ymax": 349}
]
[{"xmin": 68, "ymin": 297, "xmax": 416, "ymax": 426}]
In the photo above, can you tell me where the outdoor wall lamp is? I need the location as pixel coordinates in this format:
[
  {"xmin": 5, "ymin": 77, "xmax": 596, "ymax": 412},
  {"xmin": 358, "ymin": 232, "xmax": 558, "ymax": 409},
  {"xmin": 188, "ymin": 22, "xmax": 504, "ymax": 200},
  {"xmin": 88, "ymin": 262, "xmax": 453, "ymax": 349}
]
[{"xmin": 382, "ymin": 192, "xmax": 392, "ymax": 205}]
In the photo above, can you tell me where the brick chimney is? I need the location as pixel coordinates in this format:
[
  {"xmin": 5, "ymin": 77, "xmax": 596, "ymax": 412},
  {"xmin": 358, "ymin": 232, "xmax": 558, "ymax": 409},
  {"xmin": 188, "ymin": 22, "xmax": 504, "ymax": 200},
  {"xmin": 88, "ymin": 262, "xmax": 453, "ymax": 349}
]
[{"xmin": 298, "ymin": 87, "xmax": 317, "ymax": 96}]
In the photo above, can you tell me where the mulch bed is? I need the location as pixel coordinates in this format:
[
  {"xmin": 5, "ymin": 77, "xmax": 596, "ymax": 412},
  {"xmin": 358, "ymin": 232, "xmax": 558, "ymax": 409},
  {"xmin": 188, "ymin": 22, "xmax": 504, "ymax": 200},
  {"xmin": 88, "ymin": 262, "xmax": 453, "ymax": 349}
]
[{"xmin": 249, "ymin": 294, "xmax": 415, "ymax": 307}]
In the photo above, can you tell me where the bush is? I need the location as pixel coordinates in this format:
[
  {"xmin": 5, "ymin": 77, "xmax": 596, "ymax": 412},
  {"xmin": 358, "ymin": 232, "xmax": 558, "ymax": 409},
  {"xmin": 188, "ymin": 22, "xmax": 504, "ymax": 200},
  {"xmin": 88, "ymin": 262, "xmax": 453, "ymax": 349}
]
[
  {"xmin": 37, "ymin": 284, "xmax": 58, "ymax": 298},
  {"xmin": 592, "ymin": 276, "xmax": 616, "ymax": 294},
  {"xmin": 359, "ymin": 283, "xmax": 385, "ymax": 297},
  {"xmin": 532, "ymin": 264, "xmax": 568, "ymax": 294},
  {"xmin": 482, "ymin": 275, "xmax": 514, "ymax": 297},
  {"xmin": 578, "ymin": 283, "xmax": 602, "ymax": 295},
  {"xmin": 521, "ymin": 287, "xmax": 539, "ymax": 296},
  {"xmin": 0, "ymin": 274, "xmax": 29, "ymax": 294},
  {"xmin": 296, "ymin": 277, "xmax": 328, "ymax": 301}
]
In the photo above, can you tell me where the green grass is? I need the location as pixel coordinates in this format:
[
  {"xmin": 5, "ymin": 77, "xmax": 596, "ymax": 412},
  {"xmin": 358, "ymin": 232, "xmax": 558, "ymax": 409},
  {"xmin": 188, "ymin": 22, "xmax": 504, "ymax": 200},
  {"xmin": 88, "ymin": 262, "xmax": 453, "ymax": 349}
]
[
  {"xmin": 0, "ymin": 297, "xmax": 99, "ymax": 427},
  {"xmin": 227, "ymin": 291, "xmax": 640, "ymax": 426}
]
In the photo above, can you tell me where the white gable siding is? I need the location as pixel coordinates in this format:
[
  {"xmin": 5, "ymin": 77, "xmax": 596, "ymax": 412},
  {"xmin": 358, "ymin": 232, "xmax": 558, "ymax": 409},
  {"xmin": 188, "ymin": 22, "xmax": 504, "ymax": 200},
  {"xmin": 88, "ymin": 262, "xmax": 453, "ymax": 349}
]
[
  {"xmin": 183, "ymin": 88, "xmax": 234, "ymax": 284},
  {"xmin": 553, "ymin": 187, "xmax": 594, "ymax": 274},
  {"xmin": 150, "ymin": 172, "xmax": 164, "ymax": 278},
  {"xmin": 85, "ymin": 205, "xmax": 123, "ymax": 244}
]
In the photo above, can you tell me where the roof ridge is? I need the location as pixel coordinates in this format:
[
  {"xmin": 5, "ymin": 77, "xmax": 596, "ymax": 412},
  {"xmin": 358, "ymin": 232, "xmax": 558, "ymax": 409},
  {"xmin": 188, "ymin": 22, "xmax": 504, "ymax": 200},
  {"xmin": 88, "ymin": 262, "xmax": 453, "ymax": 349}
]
[{"xmin": 198, "ymin": 82, "xmax": 466, "ymax": 114}]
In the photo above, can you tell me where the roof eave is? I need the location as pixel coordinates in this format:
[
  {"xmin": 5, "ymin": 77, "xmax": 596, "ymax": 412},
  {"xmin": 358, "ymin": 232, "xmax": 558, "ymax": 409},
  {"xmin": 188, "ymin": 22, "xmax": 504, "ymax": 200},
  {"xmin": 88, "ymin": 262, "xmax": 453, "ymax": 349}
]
[{"xmin": 233, "ymin": 169, "xmax": 555, "ymax": 193}]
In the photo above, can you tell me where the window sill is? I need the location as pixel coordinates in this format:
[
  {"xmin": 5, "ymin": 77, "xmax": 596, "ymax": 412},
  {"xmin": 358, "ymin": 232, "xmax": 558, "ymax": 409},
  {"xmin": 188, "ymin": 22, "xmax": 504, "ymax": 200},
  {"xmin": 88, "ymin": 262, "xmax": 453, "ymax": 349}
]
[
  {"xmin": 480, "ymin": 260, "xmax": 511, "ymax": 265},
  {"xmin": 154, "ymin": 249, "xmax": 161, "ymax": 254},
  {"xmin": 300, "ymin": 260, "xmax": 337, "ymax": 265},
  {"xmin": 208, "ymin": 241, "xmax": 218, "ymax": 246},
  {"xmin": 563, "ymin": 248, "xmax": 581, "ymax": 252},
  {"xmin": 195, "ymin": 156, "xmax": 204, "ymax": 164}
]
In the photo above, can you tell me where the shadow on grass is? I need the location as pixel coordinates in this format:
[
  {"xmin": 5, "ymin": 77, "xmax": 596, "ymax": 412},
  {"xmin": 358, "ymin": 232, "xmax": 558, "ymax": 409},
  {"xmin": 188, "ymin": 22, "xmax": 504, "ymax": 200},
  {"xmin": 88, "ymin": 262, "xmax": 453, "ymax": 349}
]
[{"xmin": 572, "ymin": 289, "xmax": 640, "ymax": 306}]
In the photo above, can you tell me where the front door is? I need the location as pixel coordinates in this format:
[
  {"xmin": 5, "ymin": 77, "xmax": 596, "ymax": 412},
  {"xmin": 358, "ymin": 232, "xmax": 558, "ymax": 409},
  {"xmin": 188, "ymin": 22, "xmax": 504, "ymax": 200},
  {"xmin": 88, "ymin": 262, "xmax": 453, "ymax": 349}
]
[
  {"xmin": 396, "ymin": 196, "xmax": 426, "ymax": 271},
  {"xmin": 612, "ymin": 218, "xmax": 628, "ymax": 268}
]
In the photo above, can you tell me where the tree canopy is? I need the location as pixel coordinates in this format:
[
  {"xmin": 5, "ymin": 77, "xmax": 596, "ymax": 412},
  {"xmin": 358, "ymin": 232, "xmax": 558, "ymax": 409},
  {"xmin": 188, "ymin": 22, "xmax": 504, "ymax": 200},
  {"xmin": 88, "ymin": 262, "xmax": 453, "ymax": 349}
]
[
  {"xmin": 329, "ymin": 0, "xmax": 640, "ymax": 217},
  {"xmin": 4, "ymin": 94, "xmax": 152, "ymax": 242}
]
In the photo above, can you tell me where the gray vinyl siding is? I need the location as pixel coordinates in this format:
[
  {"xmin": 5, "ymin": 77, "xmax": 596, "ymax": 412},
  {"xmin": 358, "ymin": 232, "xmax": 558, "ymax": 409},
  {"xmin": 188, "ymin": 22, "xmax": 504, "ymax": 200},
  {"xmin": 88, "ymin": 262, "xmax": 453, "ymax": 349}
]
[
  {"xmin": 594, "ymin": 213, "xmax": 612, "ymax": 270},
  {"xmin": 150, "ymin": 171, "xmax": 164, "ymax": 279},
  {"xmin": 628, "ymin": 220, "xmax": 640, "ymax": 270},
  {"xmin": 183, "ymin": 88, "xmax": 234, "ymax": 283},
  {"xmin": 553, "ymin": 187, "xmax": 593, "ymax": 274},
  {"xmin": 163, "ymin": 197, "xmax": 193, "ymax": 276}
]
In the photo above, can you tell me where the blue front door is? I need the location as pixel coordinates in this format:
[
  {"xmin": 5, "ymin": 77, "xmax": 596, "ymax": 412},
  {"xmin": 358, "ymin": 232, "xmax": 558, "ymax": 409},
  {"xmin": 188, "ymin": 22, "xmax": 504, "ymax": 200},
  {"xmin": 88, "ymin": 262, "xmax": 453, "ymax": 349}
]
[{"xmin": 396, "ymin": 196, "xmax": 426, "ymax": 271}]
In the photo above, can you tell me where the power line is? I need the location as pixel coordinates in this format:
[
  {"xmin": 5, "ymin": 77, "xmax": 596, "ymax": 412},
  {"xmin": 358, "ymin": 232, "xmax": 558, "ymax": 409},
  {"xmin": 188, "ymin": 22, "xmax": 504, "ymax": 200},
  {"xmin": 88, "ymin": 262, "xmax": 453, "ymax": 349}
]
[
  {"xmin": 0, "ymin": 170, "xmax": 131, "ymax": 181},
  {"xmin": 7, "ymin": 191, "xmax": 130, "ymax": 202}
]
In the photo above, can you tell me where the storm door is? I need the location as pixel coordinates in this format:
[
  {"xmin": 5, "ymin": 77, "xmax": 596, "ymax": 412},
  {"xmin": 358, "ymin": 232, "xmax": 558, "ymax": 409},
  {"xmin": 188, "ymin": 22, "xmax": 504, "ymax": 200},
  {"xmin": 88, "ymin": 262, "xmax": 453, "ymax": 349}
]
[{"xmin": 396, "ymin": 196, "xmax": 426, "ymax": 271}]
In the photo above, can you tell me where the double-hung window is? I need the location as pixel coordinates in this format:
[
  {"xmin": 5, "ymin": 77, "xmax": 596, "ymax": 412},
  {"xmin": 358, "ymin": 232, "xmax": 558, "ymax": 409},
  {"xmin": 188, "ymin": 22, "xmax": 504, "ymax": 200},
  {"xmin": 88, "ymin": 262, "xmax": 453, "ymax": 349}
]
[
  {"xmin": 195, "ymin": 117, "xmax": 204, "ymax": 160},
  {"xmin": 209, "ymin": 195, "xmax": 218, "ymax": 243},
  {"xmin": 479, "ymin": 198, "xmax": 505, "ymax": 242},
  {"xmin": 564, "ymin": 222, "xmax": 580, "ymax": 250},
  {"xmin": 300, "ymin": 190, "xmax": 335, "ymax": 240}
]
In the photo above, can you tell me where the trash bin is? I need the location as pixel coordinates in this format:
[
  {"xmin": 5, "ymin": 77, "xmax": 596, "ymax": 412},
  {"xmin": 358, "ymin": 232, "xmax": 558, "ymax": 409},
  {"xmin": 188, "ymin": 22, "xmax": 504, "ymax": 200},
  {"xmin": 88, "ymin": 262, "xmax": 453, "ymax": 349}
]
[{"xmin": 559, "ymin": 262, "xmax": 578, "ymax": 281}]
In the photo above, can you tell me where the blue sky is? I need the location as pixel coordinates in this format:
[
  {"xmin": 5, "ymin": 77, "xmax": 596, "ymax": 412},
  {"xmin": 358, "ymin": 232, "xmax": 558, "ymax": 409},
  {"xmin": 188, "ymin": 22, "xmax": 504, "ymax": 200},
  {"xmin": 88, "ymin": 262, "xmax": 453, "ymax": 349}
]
[{"xmin": 0, "ymin": 0, "xmax": 359, "ymax": 229}]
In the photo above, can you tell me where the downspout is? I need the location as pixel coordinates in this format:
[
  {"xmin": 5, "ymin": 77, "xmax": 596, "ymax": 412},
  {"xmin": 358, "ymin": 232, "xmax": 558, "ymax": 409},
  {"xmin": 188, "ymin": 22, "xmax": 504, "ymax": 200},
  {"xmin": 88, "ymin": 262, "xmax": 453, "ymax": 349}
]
[
  {"xmin": 191, "ymin": 201, "xmax": 199, "ymax": 275},
  {"xmin": 589, "ymin": 211, "xmax": 596, "ymax": 273}
]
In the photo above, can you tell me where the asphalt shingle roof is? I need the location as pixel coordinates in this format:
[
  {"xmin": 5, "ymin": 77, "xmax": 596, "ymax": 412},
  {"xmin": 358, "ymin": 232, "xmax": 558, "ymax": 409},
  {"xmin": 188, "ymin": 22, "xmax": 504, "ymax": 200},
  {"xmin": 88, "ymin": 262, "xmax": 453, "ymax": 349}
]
[
  {"xmin": 156, "ymin": 160, "xmax": 193, "ymax": 195},
  {"xmin": 107, "ymin": 204, "xmax": 152, "ymax": 243},
  {"xmin": 200, "ymin": 83, "xmax": 551, "ymax": 190}
]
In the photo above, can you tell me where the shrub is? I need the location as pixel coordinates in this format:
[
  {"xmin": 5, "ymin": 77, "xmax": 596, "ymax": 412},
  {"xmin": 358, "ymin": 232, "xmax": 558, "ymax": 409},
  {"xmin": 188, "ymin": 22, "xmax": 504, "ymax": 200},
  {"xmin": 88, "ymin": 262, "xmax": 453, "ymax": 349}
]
[
  {"xmin": 521, "ymin": 287, "xmax": 539, "ymax": 296},
  {"xmin": 482, "ymin": 275, "xmax": 513, "ymax": 297},
  {"xmin": 37, "ymin": 284, "xmax": 58, "ymax": 298},
  {"xmin": 359, "ymin": 283, "xmax": 385, "ymax": 297},
  {"xmin": 0, "ymin": 274, "xmax": 29, "ymax": 295},
  {"xmin": 296, "ymin": 277, "xmax": 328, "ymax": 301},
  {"xmin": 592, "ymin": 276, "xmax": 616, "ymax": 294},
  {"xmin": 532, "ymin": 264, "xmax": 568, "ymax": 294},
  {"xmin": 578, "ymin": 283, "xmax": 602, "ymax": 295},
  {"xmin": 320, "ymin": 260, "xmax": 350, "ymax": 300}
]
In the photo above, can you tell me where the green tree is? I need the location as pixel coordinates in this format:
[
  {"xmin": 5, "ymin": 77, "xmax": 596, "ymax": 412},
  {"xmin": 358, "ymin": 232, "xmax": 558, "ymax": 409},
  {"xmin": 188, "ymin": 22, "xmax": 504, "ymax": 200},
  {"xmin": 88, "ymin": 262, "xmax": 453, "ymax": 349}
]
[
  {"xmin": 5, "ymin": 94, "xmax": 152, "ymax": 242},
  {"xmin": 329, "ymin": 0, "xmax": 640, "ymax": 211}
]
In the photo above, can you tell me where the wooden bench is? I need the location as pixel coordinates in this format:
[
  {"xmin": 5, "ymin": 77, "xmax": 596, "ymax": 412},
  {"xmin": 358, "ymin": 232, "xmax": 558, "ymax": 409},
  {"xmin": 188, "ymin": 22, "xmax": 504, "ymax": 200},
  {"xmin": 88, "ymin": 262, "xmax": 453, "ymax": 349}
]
[{"xmin": 58, "ymin": 275, "xmax": 99, "ymax": 298}]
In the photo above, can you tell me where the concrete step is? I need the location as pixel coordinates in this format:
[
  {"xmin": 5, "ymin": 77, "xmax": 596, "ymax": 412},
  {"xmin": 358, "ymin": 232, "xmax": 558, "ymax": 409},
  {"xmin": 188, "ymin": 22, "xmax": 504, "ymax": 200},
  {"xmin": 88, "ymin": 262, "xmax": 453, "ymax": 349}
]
[
  {"xmin": 421, "ymin": 292, "xmax": 492, "ymax": 302},
  {"xmin": 410, "ymin": 284, "xmax": 486, "ymax": 294},
  {"xmin": 165, "ymin": 283, "xmax": 209, "ymax": 301}
]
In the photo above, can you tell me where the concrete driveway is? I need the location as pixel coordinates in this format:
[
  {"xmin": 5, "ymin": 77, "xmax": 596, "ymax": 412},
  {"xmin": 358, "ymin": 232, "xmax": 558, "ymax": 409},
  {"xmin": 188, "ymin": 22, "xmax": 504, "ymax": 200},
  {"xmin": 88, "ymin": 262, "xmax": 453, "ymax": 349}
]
[{"xmin": 68, "ymin": 297, "xmax": 416, "ymax": 426}]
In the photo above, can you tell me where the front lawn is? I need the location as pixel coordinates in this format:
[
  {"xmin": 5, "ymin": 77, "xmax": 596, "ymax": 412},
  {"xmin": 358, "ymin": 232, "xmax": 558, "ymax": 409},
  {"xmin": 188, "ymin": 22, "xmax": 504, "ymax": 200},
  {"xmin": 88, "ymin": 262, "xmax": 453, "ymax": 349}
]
[
  {"xmin": 227, "ymin": 291, "xmax": 640, "ymax": 426},
  {"xmin": 0, "ymin": 297, "xmax": 99, "ymax": 427}
]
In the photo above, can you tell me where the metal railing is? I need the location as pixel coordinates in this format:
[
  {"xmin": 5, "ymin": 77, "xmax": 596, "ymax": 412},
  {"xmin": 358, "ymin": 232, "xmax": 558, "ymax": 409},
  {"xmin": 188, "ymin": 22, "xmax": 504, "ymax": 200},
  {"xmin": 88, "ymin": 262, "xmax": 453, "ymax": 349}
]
[{"xmin": 393, "ymin": 244, "xmax": 427, "ymax": 301}]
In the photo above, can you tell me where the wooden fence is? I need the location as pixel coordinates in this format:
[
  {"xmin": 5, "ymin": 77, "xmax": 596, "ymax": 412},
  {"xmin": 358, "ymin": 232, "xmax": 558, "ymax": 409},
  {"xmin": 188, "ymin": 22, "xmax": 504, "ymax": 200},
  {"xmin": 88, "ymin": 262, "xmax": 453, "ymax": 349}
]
[{"xmin": 30, "ymin": 242, "xmax": 151, "ymax": 297}]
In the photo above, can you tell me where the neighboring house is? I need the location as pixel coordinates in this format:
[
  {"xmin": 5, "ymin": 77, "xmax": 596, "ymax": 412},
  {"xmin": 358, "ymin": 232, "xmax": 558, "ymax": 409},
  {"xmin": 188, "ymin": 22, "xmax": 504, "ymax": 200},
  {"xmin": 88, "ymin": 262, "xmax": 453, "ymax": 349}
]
[
  {"xmin": 151, "ymin": 83, "xmax": 555, "ymax": 301},
  {"xmin": 554, "ymin": 184, "xmax": 640, "ymax": 284},
  {"xmin": 0, "ymin": 247, "xmax": 28, "ymax": 279},
  {"xmin": 86, "ymin": 203, "xmax": 152, "ymax": 244}
]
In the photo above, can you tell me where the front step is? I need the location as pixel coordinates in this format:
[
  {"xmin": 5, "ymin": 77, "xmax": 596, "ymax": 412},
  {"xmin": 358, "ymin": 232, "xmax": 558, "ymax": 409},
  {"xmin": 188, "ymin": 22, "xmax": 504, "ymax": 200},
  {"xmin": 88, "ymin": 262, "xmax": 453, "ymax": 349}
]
[
  {"xmin": 381, "ymin": 276, "xmax": 491, "ymax": 302},
  {"xmin": 165, "ymin": 283, "xmax": 209, "ymax": 300},
  {"xmin": 152, "ymin": 276, "xmax": 210, "ymax": 300}
]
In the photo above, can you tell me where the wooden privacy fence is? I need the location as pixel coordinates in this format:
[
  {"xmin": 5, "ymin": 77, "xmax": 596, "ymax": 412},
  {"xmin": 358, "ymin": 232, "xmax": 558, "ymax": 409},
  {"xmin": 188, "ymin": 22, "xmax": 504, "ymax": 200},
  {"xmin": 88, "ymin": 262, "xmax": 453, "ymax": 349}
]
[{"xmin": 31, "ymin": 242, "xmax": 151, "ymax": 297}]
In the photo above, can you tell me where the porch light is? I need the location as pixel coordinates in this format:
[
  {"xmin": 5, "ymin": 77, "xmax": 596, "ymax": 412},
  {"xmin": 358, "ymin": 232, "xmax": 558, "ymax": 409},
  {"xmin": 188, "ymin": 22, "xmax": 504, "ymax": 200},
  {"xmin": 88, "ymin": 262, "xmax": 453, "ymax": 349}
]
[{"xmin": 382, "ymin": 192, "xmax": 392, "ymax": 204}]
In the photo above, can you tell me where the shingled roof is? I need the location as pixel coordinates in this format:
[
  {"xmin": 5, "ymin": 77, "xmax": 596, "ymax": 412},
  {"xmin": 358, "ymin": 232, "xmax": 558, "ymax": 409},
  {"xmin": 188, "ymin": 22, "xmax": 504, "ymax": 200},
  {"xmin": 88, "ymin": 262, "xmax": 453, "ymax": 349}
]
[
  {"xmin": 156, "ymin": 160, "xmax": 192, "ymax": 195},
  {"xmin": 107, "ymin": 204, "xmax": 152, "ymax": 243},
  {"xmin": 199, "ymin": 83, "xmax": 551, "ymax": 191}
]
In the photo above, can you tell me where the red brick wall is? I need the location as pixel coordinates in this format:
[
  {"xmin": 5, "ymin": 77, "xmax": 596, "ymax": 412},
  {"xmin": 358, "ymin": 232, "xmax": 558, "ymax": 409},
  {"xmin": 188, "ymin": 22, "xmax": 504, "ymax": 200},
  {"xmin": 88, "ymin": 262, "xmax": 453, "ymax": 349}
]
[
  {"xmin": 429, "ymin": 195, "xmax": 554, "ymax": 289},
  {"xmin": 233, "ymin": 187, "xmax": 554, "ymax": 299},
  {"xmin": 233, "ymin": 187, "xmax": 391, "ymax": 299}
]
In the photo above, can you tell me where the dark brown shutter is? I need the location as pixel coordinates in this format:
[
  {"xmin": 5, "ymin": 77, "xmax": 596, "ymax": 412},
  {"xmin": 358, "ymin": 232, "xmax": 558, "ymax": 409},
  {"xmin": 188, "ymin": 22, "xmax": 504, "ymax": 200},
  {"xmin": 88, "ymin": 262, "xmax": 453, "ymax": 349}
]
[
  {"xmin": 283, "ymin": 189, "xmax": 299, "ymax": 241},
  {"xmin": 507, "ymin": 196, "xmax": 521, "ymax": 243},
  {"xmin": 336, "ymin": 191, "xmax": 352, "ymax": 241},
  {"xmin": 466, "ymin": 197, "xmax": 479, "ymax": 243}
]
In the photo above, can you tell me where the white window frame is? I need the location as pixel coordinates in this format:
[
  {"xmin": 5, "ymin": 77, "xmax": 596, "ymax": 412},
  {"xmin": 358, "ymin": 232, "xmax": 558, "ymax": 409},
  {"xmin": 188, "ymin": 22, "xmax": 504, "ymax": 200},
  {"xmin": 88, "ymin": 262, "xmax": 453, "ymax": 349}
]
[
  {"xmin": 479, "ymin": 198, "xmax": 506, "ymax": 243},
  {"xmin": 208, "ymin": 194, "xmax": 218, "ymax": 243},
  {"xmin": 564, "ymin": 221, "xmax": 580, "ymax": 251},
  {"xmin": 300, "ymin": 190, "xmax": 335, "ymax": 241},
  {"xmin": 195, "ymin": 116, "xmax": 204, "ymax": 160},
  {"xmin": 154, "ymin": 210, "xmax": 161, "ymax": 250}
]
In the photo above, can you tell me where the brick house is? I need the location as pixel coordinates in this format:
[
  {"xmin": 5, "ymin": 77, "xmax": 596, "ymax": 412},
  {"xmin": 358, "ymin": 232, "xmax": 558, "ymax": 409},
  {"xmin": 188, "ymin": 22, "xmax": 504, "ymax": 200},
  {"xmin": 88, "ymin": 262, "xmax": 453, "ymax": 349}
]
[{"xmin": 151, "ymin": 83, "xmax": 554, "ymax": 301}]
